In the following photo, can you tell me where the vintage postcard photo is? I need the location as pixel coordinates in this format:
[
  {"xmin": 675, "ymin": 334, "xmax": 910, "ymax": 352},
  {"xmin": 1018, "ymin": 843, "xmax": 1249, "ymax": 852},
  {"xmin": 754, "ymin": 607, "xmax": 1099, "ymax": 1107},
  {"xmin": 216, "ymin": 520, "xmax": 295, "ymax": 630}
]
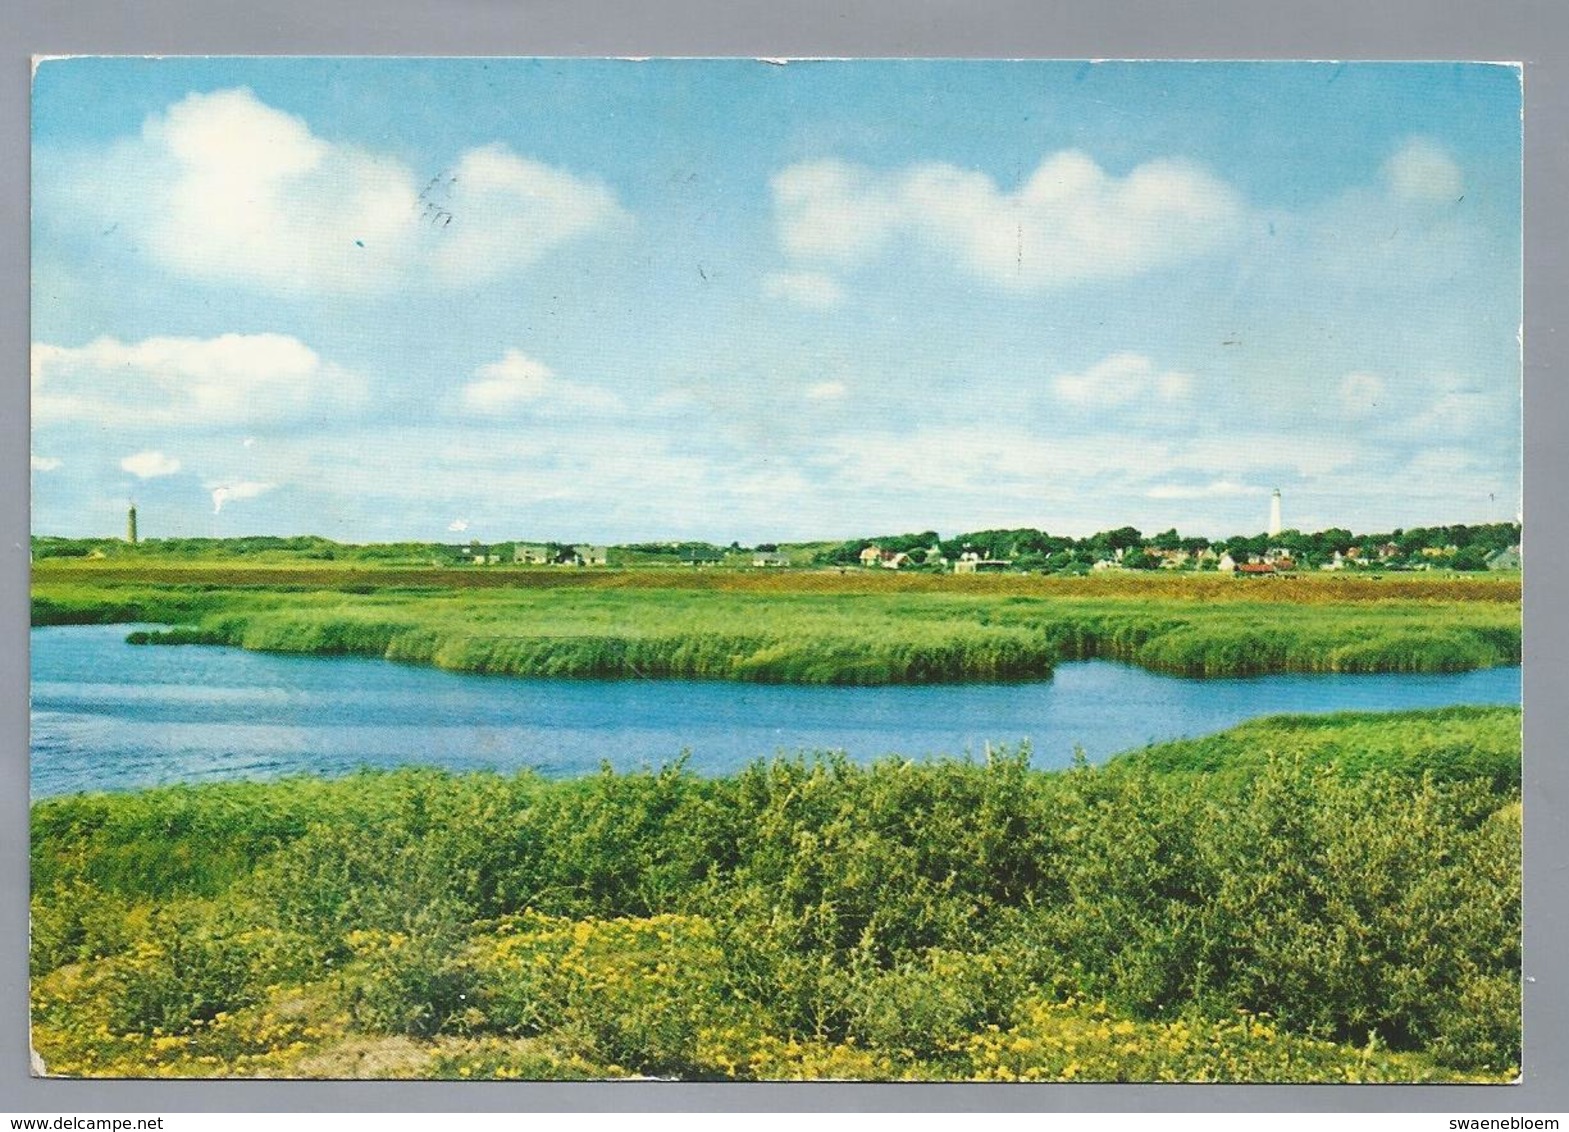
[{"xmin": 29, "ymin": 58, "xmax": 1521, "ymax": 1082}]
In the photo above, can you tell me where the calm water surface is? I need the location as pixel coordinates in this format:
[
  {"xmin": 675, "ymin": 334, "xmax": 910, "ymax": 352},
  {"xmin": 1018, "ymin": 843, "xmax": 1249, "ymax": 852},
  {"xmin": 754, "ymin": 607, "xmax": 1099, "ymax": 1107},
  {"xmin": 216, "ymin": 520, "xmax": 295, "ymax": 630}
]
[{"xmin": 30, "ymin": 624, "xmax": 1522, "ymax": 797}]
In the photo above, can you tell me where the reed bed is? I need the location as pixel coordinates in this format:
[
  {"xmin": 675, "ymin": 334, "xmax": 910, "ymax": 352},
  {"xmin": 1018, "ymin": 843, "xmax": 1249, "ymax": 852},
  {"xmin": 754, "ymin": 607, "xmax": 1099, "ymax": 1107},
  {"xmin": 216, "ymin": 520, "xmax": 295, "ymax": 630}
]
[
  {"xmin": 1110, "ymin": 705, "xmax": 1521, "ymax": 790},
  {"xmin": 34, "ymin": 558, "xmax": 1521, "ymax": 603},
  {"xmin": 33, "ymin": 572, "xmax": 1520, "ymax": 683}
]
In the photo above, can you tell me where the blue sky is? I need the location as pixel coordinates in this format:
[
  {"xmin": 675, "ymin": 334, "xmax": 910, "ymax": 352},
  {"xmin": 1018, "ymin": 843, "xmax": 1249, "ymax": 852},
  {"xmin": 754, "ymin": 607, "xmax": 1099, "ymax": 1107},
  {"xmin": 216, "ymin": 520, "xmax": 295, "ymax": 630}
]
[{"xmin": 30, "ymin": 59, "xmax": 1521, "ymax": 544}]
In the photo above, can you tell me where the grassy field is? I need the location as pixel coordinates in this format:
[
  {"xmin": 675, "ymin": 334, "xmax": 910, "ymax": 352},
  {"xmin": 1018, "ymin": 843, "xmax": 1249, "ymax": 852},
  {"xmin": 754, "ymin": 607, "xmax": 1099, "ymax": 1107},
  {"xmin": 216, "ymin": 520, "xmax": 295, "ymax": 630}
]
[
  {"xmin": 1110, "ymin": 705, "xmax": 1522, "ymax": 790},
  {"xmin": 30, "ymin": 563, "xmax": 1521, "ymax": 684},
  {"xmin": 29, "ymin": 706, "xmax": 1520, "ymax": 1081}
]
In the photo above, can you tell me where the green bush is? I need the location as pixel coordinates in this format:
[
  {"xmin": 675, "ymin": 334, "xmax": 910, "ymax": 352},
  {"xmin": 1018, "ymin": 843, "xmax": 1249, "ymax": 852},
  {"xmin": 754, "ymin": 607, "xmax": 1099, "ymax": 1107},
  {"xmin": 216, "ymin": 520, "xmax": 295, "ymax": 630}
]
[
  {"xmin": 339, "ymin": 908, "xmax": 479, "ymax": 1039},
  {"xmin": 29, "ymin": 706, "xmax": 1523, "ymax": 1078},
  {"xmin": 30, "ymin": 880, "xmax": 137, "ymax": 975},
  {"xmin": 101, "ymin": 901, "xmax": 298, "ymax": 1035},
  {"xmin": 841, "ymin": 947, "xmax": 1023, "ymax": 1064},
  {"xmin": 473, "ymin": 912, "xmax": 736, "ymax": 1077}
]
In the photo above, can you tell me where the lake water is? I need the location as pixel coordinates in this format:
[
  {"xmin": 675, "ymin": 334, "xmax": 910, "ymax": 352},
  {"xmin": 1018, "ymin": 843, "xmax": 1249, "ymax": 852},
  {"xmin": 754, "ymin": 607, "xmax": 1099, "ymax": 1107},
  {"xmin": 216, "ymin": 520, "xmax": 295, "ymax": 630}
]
[{"xmin": 30, "ymin": 624, "xmax": 1522, "ymax": 798}]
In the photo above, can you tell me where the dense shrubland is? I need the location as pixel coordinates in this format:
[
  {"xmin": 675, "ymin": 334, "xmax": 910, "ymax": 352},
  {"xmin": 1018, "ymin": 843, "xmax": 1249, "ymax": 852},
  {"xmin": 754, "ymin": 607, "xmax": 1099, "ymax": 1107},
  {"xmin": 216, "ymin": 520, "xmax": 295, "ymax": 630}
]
[{"xmin": 30, "ymin": 707, "xmax": 1521, "ymax": 1081}]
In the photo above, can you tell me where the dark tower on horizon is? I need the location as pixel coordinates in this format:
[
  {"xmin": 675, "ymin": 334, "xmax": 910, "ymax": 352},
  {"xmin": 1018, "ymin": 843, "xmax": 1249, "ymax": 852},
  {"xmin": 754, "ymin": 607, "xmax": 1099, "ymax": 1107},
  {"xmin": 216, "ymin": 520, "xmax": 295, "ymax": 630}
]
[{"xmin": 126, "ymin": 504, "xmax": 138, "ymax": 545}]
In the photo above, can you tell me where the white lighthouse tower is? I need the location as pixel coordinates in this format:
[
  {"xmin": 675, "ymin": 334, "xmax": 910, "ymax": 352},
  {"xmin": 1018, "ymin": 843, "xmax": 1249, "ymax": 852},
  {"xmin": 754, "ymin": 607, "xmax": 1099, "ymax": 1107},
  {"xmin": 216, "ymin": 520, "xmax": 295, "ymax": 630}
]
[{"xmin": 1268, "ymin": 488, "xmax": 1282, "ymax": 537}]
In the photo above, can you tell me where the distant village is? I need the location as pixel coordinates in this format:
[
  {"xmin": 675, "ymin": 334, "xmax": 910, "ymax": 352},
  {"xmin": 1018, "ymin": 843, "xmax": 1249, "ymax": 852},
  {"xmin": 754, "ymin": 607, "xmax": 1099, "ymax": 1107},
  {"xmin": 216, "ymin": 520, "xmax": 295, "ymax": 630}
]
[
  {"xmin": 33, "ymin": 491, "xmax": 1522, "ymax": 576},
  {"xmin": 439, "ymin": 490, "xmax": 1522, "ymax": 575}
]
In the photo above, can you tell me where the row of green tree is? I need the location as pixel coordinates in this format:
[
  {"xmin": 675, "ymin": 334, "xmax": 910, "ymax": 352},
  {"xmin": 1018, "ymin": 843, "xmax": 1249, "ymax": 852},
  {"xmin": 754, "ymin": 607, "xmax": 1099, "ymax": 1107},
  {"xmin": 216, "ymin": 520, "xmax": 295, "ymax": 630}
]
[
  {"xmin": 31, "ymin": 521, "xmax": 1520, "ymax": 572},
  {"xmin": 31, "ymin": 535, "xmax": 436, "ymax": 563},
  {"xmin": 817, "ymin": 522, "xmax": 1521, "ymax": 573}
]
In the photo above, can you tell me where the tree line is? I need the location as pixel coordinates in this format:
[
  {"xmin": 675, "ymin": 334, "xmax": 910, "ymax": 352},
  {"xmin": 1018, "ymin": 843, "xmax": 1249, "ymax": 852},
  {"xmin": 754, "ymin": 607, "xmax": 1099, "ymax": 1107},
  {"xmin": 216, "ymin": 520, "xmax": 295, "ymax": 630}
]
[
  {"xmin": 31, "ymin": 521, "xmax": 1521, "ymax": 572},
  {"xmin": 816, "ymin": 522, "xmax": 1521, "ymax": 573}
]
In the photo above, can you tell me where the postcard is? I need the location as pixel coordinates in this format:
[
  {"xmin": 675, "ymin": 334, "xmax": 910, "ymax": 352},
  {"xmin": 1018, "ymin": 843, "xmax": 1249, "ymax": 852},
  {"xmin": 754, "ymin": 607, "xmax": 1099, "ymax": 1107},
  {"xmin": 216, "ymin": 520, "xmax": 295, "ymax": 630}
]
[{"xmin": 29, "ymin": 58, "xmax": 1522, "ymax": 1082}]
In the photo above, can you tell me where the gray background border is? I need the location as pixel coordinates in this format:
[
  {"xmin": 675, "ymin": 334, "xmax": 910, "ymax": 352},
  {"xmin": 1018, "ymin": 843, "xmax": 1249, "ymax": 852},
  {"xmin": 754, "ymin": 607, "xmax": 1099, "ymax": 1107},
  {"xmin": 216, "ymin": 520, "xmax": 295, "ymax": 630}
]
[{"xmin": 3, "ymin": 0, "xmax": 1564, "ymax": 1114}]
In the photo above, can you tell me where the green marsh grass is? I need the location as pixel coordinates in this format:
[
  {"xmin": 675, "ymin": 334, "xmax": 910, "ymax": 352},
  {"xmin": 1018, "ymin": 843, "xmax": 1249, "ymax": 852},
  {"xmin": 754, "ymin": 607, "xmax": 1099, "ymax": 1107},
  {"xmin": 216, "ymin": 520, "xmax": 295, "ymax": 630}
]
[
  {"xmin": 1110, "ymin": 705, "xmax": 1521, "ymax": 790},
  {"xmin": 32, "ymin": 566, "xmax": 1521, "ymax": 684}
]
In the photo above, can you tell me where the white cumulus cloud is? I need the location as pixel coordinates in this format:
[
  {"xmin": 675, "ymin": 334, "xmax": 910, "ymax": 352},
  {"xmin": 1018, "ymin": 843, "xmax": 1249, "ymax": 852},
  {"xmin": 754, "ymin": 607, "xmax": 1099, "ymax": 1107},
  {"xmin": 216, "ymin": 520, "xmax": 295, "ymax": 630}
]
[
  {"xmin": 805, "ymin": 380, "xmax": 847, "ymax": 401},
  {"xmin": 463, "ymin": 350, "xmax": 552, "ymax": 413},
  {"xmin": 31, "ymin": 455, "xmax": 62, "ymax": 472},
  {"xmin": 460, "ymin": 349, "xmax": 622, "ymax": 417},
  {"xmin": 771, "ymin": 151, "xmax": 1244, "ymax": 288},
  {"xmin": 1146, "ymin": 480, "xmax": 1265, "ymax": 500},
  {"xmin": 1053, "ymin": 353, "xmax": 1195, "ymax": 408},
  {"xmin": 1409, "ymin": 389, "xmax": 1501, "ymax": 440},
  {"xmin": 66, "ymin": 87, "xmax": 627, "ymax": 295},
  {"xmin": 1176, "ymin": 434, "xmax": 1360, "ymax": 478},
  {"xmin": 428, "ymin": 145, "xmax": 629, "ymax": 284},
  {"xmin": 1384, "ymin": 138, "xmax": 1464, "ymax": 202},
  {"xmin": 208, "ymin": 480, "xmax": 275, "ymax": 514},
  {"xmin": 762, "ymin": 270, "xmax": 844, "ymax": 308},
  {"xmin": 32, "ymin": 333, "xmax": 367, "ymax": 429},
  {"xmin": 120, "ymin": 450, "xmax": 182, "ymax": 479}
]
